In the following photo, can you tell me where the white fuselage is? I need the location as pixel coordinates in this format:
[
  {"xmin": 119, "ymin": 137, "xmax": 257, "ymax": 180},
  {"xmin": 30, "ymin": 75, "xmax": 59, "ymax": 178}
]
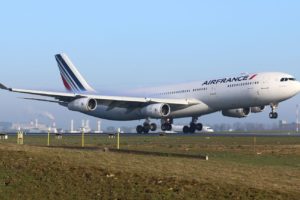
[{"xmin": 83, "ymin": 72, "xmax": 300, "ymax": 121}]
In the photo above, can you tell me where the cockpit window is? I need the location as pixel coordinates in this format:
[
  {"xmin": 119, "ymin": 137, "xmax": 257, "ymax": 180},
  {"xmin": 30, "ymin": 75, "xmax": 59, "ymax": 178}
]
[{"xmin": 280, "ymin": 77, "xmax": 296, "ymax": 82}]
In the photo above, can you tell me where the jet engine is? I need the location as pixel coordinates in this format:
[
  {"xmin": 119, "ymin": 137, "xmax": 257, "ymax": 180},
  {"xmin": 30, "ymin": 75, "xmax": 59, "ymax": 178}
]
[
  {"xmin": 68, "ymin": 98, "xmax": 97, "ymax": 112},
  {"xmin": 222, "ymin": 108, "xmax": 250, "ymax": 118},
  {"xmin": 251, "ymin": 106, "xmax": 265, "ymax": 113},
  {"xmin": 141, "ymin": 103, "xmax": 171, "ymax": 118}
]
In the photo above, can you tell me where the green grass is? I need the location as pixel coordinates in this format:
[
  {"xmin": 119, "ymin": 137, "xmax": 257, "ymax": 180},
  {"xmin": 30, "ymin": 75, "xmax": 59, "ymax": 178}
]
[
  {"xmin": 2, "ymin": 134, "xmax": 300, "ymax": 167},
  {"xmin": 0, "ymin": 134, "xmax": 300, "ymax": 199}
]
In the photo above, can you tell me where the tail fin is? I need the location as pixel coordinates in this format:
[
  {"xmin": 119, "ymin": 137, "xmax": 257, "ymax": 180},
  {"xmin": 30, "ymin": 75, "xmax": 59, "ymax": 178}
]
[{"xmin": 55, "ymin": 53, "xmax": 95, "ymax": 93}]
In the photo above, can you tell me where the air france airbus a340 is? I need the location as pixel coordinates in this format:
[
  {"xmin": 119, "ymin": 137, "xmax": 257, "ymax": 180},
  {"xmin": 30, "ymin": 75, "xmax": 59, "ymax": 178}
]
[{"xmin": 1, "ymin": 53, "xmax": 300, "ymax": 133}]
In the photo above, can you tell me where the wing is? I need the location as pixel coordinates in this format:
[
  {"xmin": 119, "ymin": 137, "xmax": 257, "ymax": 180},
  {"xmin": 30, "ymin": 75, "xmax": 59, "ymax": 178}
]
[{"xmin": 0, "ymin": 84, "xmax": 201, "ymax": 108}]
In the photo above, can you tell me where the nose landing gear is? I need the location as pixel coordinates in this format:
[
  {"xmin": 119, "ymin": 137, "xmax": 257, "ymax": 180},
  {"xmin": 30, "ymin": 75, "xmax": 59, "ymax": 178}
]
[
  {"xmin": 269, "ymin": 103, "xmax": 278, "ymax": 119},
  {"xmin": 269, "ymin": 112, "xmax": 278, "ymax": 119}
]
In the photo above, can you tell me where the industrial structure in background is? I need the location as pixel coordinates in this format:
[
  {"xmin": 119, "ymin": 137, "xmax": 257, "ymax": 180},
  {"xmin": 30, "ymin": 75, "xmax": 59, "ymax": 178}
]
[
  {"xmin": 1, "ymin": 116, "xmax": 300, "ymax": 133},
  {"xmin": 10, "ymin": 119, "xmax": 58, "ymax": 133},
  {"xmin": 278, "ymin": 120, "xmax": 300, "ymax": 131},
  {"xmin": 70, "ymin": 119, "xmax": 103, "ymax": 133},
  {"xmin": 0, "ymin": 119, "xmax": 103, "ymax": 134}
]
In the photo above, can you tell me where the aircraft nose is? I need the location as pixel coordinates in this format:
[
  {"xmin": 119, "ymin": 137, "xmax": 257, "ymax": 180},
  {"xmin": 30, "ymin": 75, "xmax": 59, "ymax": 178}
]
[{"xmin": 297, "ymin": 81, "xmax": 300, "ymax": 93}]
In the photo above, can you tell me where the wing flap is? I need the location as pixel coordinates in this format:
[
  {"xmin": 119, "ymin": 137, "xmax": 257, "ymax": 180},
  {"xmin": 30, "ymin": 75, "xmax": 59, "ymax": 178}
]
[
  {"xmin": 11, "ymin": 88, "xmax": 75, "ymax": 98},
  {"xmin": 77, "ymin": 94, "xmax": 197, "ymax": 105},
  {"xmin": 21, "ymin": 97, "xmax": 66, "ymax": 104}
]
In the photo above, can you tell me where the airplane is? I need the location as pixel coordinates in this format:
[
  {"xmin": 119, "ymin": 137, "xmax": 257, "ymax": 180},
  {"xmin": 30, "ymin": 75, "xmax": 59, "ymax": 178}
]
[{"xmin": 1, "ymin": 53, "xmax": 300, "ymax": 134}]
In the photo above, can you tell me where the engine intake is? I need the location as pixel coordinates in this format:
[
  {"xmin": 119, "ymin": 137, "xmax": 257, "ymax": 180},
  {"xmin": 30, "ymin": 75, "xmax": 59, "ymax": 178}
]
[
  {"xmin": 141, "ymin": 103, "xmax": 171, "ymax": 118},
  {"xmin": 222, "ymin": 108, "xmax": 250, "ymax": 118},
  {"xmin": 68, "ymin": 98, "xmax": 97, "ymax": 112}
]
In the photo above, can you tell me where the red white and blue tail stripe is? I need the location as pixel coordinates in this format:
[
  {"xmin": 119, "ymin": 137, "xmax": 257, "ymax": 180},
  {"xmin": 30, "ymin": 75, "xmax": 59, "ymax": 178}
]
[{"xmin": 55, "ymin": 53, "xmax": 95, "ymax": 93}]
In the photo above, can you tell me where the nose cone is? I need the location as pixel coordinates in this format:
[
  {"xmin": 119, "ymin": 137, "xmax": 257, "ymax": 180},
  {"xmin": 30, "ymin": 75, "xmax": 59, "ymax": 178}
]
[{"xmin": 297, "ymin": 81, "xmax": 300, "ymax": 93}]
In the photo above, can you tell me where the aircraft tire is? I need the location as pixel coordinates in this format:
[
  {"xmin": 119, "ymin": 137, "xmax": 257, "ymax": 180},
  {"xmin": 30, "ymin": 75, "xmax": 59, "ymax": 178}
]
[
  {"xmin": 136, "ymin": 125, "xmax": 144, "ymax": 134},
  {"xmin": 150, "ymin": 123, "xmax": 157, "ymax": 131},
  {"xmin": 183, "ymin": 126, "xmax": 190, "ymax": 133},
  {"xmin": 143, "ymin": 128, "xmax": 150, "ymax": 134},
  {"xmin": 189, "ymin": 126, "xmax": 196, "ymax": 133},
  {"xmin": 161, "ymin": 124, "xmax": 167, "ymax": 131},
  {"xmin": 196, "ymin": 123, "xmax": 203, "ymax": 131},
  {"xmin": 269, "ymin": 112, "xmax": 278, "ymax": 119}
]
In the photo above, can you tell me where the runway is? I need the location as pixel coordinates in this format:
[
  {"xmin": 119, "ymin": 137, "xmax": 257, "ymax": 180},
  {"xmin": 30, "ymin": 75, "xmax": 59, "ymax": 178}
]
[
  {"xmin": 5, "ymin": 131, "xmax": 300, "ymax": 137},
  {"xmin": 117, "ymin": 132, "xmax": 300, "ymax": 137}
]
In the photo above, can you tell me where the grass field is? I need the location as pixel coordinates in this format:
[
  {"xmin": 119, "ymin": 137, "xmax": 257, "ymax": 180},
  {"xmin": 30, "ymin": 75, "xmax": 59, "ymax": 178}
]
[{"xmin": 0, "ymin": 134, "xmax": 300, "ymax": 199}]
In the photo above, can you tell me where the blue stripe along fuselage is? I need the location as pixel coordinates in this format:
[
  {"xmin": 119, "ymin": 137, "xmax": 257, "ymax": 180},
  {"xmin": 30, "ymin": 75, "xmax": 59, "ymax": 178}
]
[{"xmin": 55, "ymin": 55, "xmax": 86, "ymax": 91}]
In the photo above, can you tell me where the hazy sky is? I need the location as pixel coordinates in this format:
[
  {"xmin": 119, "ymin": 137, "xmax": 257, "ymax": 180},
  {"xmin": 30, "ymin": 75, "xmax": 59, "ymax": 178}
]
[{"xmin": 1, "ymin": 1, "xmax": 300, "ymax": 129}]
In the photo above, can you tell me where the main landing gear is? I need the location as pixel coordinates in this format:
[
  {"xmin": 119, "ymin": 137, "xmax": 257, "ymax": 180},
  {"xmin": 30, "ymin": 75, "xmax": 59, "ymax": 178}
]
[
  {"xmin": 136, "ymin": 120, "xmax": 157, "ymax": 134},
  {"xmin": 183, "ymin": 117, "xmax": 203, "ymax": 134},
  {"xmin": 136, "ymin": 117, "xmax": 203, "ymax": 134},
  {"xmin": 136, "ymin": 118, "xmax": 173, "ymax": 134},
  {"xmin": 269, "ymin": 103, "xmax": 278, "ymax": 119},
  {"xmin": 161, "ymin": 118, "xmax": 173, "ymax": 131}
]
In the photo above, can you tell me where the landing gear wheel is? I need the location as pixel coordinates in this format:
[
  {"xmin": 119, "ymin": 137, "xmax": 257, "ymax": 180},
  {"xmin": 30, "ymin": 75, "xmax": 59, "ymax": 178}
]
[
  {"xmin": 161, "ymin": 123, "xmax": 172, "ymax": 131},
  {"xmin": 150, "ymin": 123, "xmax": 157, "ymax": 131},
  {"xmin": 183, "ymin": 126, "xmax": 190, "ymax": 134},
  {"xmin": 188, "ymin": 123, "xmax": 197, "ymax": 133},
  {"xmin": 196, "ymin": 123, "xmax": 203, "ymax": 131},
  {"xmin": 166, "ymin": 123, "xmax": 172, "ymax": 131},
  {"xmin": 269, "ymin": 112, "xmax": 272, "ymax": 118},
  {"xmin": 136, "ymin": 125, "xmax": 144, "ymax": 134},
  {"xmin": 161, "ymin": 123, "xmax": 167, "ymax": 131},
  {"xmin": 161, "ymin": 118, "xmax": 174, "ymax": 132},
  {"xmin": 137, "ymin": 120, "xmax": 159, "ymax": 134},
  {"xmin": 269, "ymin": 112, "xmax": 278, "ymax": 119},
  {"xmin": 184, "ymin": 117, "xmax": 202, "ymax": 133},
  {"xmin": 143, "ymin": 123, "xmax": 151, "ymax": 131},
  {"xmin": 190, "ymin": 122, "xmax": 196, "ymax": 129},
  {"xmin": 269, "ymin": 104, "xmax": 279, "ymax": 119},
  {"xmin": 189, "ymin": 125, "xmax": 196, "ymax": 133},
  {"xmin": 143, "ymin": 128, "xmax": 150, "ymax": 134}
]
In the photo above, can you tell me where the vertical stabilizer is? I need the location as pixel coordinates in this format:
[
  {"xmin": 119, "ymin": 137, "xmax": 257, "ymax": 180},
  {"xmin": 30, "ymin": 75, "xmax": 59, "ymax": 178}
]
[{"xmin": 55, "ymin": 53, "xmax": 95, "ymax": 93}]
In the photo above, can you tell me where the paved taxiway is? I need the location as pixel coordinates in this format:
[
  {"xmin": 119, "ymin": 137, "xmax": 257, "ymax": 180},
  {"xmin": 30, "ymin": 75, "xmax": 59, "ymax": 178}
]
[{"xmin": 5, "ymin": 132, "xmax": 300, "ymax": 137}]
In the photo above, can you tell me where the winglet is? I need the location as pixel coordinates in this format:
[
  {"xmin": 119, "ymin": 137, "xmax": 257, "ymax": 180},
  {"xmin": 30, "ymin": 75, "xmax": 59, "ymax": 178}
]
[{"xmin": 0, "ymin": 83, "xmax": 9, "ymax": 90}]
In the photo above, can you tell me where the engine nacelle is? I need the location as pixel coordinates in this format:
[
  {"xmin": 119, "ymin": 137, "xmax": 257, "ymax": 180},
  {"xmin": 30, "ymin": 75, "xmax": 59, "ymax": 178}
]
[
  {"xmin": 68, "ymin": 98, "xmax": 97, "ymax": 112},
  {"xmin": 141, "ymin": 103, "xmax": 171, "ymax": 118},
  {"xmin": 251, "ymin": 106, "xmax": 265, "ymax": 113},
  {"xmin": 222, "ymin": 108, "xmax": 250, "ymax": 118}
]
